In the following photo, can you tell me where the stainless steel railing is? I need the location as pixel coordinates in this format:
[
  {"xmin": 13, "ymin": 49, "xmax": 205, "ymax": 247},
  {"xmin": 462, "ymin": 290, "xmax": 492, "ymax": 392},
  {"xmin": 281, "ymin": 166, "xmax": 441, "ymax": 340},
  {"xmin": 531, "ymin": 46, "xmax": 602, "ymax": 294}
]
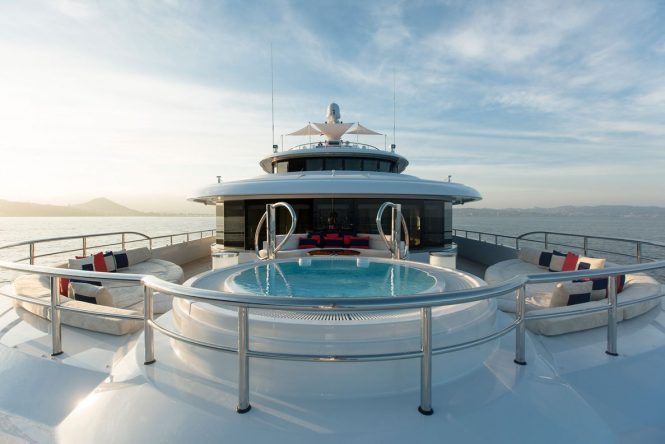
[
  {"xmin": 289, "ymin": 141, "xmax": 384, "ymax": 151},
  {"xmin": 0, "ymin": 229, "xmax": 216, "ymax": 265},
  {"xmin": 453, "ymin": 229, "xmax": 665, "ymax": 263},
  {"xmin": 1, "ymin": 245, "xmax": 664, "ymax": 416}
]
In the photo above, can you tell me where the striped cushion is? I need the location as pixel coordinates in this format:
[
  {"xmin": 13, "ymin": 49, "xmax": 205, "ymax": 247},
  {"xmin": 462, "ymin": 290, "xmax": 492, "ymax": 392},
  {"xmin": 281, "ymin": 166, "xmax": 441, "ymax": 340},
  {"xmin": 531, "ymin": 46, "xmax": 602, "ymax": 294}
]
[
  {"xmin": 68, "ymin": 282, "xmax": 113, "ymax": 306},
  {"xmin": 550, "ymin": 281, "xmax": 593, "ymax": 307},
  {"xmin": 68, "ymin": 257, "xmax": 101, "ymax": 286}
]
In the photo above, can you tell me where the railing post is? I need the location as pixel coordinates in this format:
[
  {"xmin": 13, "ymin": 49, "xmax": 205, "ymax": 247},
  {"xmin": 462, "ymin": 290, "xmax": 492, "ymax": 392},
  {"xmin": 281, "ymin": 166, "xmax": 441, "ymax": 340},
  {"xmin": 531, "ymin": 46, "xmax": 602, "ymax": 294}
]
[
  {"xmin": 515, "ymin": 238, "xmax": 520, "ymax": 250},
  {"xmin": 50, "ymin": 277, "xmax": 63, "ymax": 356},
  {"xmin": 636, "ymin": 242, "xmax": 642, "ymax": 263},
  {"xmin": 267, "ymin": 204, "xmax": 277, "ymax": 260},
  {"xmin": 144, "ymin": 286, "xmax": 156, "ymax": 365},
  {"xmin": 149, "ymin": 238, "xmax": 153, "ymax": 250},
  {"xmin": 187, "ymin": 233, "xmax": 190, "ymax": 242},
  {"xmin": 514, "ymin": 285, "xmax": 527, "ymax": 365},
  {"xmin": 583, "ymin": 237, "xmax": 588, "ymax": 256},
  {"xmin": 82, "ymin": 236, "xmax": 87, "ymax": 257},
  {"xmin": 606, "ymin": 277, "xmax": 618, "ymax": 356},
  {"xmin": 29, "ymin": 243, "xmax": 35, "ymax": 265},
  {"xmin": 170, "ymin": 235, "xmax": 174, "ymax": 246},
  {"xmin": 544, "ymin": 233, "xmax": 549, "ymax": 250},
  {"xmin": 121, "ymin": 233, "xmax": 126, "ymax": 250},
  {"xmin": 237, "ymin": 306, "xmax": 251, "ymax": 413},
  {"xmin": 392, "ymin": 204, "xmax": 402, "ymax": 260},
  {"xmin": 494, "ymin": 234, "xmax": 498, "ymax": 245},
  {"xmin": 418, "ymin": 307, "xmax": 433, "ymax": 415}
]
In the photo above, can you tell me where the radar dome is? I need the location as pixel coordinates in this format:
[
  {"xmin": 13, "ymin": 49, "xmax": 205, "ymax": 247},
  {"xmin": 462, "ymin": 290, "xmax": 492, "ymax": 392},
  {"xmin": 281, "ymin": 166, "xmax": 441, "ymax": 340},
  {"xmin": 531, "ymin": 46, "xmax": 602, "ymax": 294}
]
[{"xmin": 326, "ymin": 103, "xmax": 341, "ymax": 124}]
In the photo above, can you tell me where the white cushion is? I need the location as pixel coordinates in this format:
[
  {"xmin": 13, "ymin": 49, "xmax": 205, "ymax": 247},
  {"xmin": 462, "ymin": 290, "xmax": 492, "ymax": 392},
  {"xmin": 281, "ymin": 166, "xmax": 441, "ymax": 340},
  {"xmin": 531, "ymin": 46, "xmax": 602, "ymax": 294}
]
[
  {"xmin": 126, "ymin": 247, "xmax": 152, "ymax": 266},
  {"xmin": 576, "ymin": 256, "xmax": 606, "ymax": 270},
  {"xmin": 103, "ymin": 252, "xmax": 117, "ymax": 272},
  {"xmin": 518, "ymin": 247, "xmax": 541, "ymax": 266},
  {"xmin": 549, "ymin": 254, "xmax": 566, "ymax": 272}
]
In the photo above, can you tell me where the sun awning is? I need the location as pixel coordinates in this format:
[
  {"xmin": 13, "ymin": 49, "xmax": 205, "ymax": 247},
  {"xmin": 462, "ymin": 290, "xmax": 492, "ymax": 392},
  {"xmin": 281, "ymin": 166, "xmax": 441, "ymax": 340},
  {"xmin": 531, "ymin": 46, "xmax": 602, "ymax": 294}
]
[
  {"xmin": 347, "ymin": 123, "xmax": 382, "ymax": 135},
  {"xmin": 287, "ymin": 123, "xmax": 321, "ymax": 136},
  {"xmin": 312, "ymin": 122, "xmax": 354, "ymax": 140}
]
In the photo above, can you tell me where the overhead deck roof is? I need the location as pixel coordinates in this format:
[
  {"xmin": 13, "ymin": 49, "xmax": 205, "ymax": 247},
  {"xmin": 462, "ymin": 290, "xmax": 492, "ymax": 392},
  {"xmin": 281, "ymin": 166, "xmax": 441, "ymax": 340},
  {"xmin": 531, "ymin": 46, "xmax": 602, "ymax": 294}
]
[{"xmin": 192, "ymin": 171, "xmax": 482, "ymax": 204}]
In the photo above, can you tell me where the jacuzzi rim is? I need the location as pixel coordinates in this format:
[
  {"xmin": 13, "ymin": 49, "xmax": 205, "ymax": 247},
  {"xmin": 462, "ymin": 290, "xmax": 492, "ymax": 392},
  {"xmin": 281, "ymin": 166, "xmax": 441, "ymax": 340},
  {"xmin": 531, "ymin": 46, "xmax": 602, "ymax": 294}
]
[{"xmin": 188, "ymin": 256, "xmax": 454, "ymax": 299}]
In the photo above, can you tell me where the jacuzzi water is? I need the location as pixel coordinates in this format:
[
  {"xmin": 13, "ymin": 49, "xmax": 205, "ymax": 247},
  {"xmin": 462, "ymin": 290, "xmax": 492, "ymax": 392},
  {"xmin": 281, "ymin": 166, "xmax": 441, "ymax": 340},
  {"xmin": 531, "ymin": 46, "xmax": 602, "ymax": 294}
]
[{"xmin": 226, "ymin": 258, "xmax": 442, "ymax": 297}]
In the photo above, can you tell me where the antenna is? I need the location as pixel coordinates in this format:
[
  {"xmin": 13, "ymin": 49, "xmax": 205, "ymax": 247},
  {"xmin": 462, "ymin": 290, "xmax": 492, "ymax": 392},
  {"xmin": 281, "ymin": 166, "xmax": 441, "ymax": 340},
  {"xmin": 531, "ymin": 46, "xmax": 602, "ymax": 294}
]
[
  {"xmin": 271, "ymin": 44, "xmax": 274, "ymax": 145},
  {"xmin": 392, "ymin": 68, "xmax": 396, "ymax": 148}
]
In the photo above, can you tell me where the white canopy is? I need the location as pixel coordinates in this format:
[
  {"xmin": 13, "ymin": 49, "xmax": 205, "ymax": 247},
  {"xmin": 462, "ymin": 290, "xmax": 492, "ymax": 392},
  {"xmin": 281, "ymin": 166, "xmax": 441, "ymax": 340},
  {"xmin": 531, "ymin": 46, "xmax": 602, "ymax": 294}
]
[
  {"xmin": 287, "ymin": 124, "xmax": 321, "ymax": 137},
  {"xmin": 312, "ymin": 122, "xmax": 353, "ymax": 141},
  {"xmin": 347, "ymin": 123, "xmax": 382, "ymax": 135}
]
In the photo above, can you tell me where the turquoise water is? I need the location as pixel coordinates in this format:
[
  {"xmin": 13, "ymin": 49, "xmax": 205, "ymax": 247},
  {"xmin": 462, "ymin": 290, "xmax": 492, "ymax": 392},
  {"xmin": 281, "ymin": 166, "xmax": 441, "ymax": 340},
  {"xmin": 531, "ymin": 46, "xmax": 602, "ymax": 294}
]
[{"xmin": 228, "ymin": 259, "xmax": 438, "ymax": 297}]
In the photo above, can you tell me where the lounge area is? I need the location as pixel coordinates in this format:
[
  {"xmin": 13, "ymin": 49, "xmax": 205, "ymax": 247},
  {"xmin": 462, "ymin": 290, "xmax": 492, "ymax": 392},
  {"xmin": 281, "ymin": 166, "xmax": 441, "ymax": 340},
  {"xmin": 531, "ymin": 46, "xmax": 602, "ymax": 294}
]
[
  {"xmin": 484, "ymin": 247, "xmax": 663, "ymax": 335},
  {"xmin": 258, "ymin": 232, "xmax": 406, "ymax": 259},
  {"xmin": 12, "ymin": 247, "xmax": 184, "ymax": 335}
]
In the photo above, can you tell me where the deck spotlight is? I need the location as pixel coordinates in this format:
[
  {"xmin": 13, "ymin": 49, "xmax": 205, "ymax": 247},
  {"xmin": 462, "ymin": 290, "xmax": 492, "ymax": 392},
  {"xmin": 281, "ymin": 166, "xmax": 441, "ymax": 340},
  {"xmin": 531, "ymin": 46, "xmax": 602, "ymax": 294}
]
[
  {"xmin": 217, "ymin": 176, "xmax": 222, "ymax": 183},
  {"xmin": 273, "ymin": 144, "xmax": 279, "ymax": 153}
]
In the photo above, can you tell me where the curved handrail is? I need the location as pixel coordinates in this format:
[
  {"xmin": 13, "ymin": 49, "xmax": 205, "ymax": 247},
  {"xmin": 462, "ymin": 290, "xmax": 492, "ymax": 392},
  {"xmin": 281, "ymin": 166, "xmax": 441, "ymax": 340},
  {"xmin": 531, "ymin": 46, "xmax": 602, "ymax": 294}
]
[
  {"xmin": 376, "ymin": 202, "xmax": 410, "ymax": 259},
  {"xmin": 0, "ymin": 231, "xmax": 151, "ymax": 250},
  {"xmin": 253, "ymin": 202, "xmax": 298, "ymax": 259},
  {"xmin": 254, "ymin": 212, "xmax": 268, "ymax": 258},
  {"xmin": 0, "ymin": 229, "xmax": 216, "ymax": 265},
  {"xmin": 516, "ymin": 231, "xmax": 665, "ymax": 248},
  {"xmin": 454, "ymin": 228, "xmax": 665, "ymax": 263}
]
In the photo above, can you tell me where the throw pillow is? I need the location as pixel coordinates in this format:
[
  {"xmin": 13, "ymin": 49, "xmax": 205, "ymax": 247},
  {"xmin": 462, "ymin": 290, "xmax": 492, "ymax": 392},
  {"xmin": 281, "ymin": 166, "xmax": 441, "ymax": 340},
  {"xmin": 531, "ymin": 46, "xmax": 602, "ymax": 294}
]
[
  {"xmin": 549, "ymin": 251, "xmax": 566, "ymax": 272},
  {"xmin": 550, "ymin": 281, "xmax": 593, "ymax": 307},
  {"xmin": 562, "ymin": 252, "xmax": 579, "ymax": 271}
]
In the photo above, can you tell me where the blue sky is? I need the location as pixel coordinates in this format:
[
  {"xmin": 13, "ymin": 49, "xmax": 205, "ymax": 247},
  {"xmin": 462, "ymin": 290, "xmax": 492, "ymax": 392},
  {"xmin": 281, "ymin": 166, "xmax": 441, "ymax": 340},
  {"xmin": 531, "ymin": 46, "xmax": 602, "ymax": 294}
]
[{"xmin": 1, "ymin": 0, "xmax": 664, "ymax": 211}]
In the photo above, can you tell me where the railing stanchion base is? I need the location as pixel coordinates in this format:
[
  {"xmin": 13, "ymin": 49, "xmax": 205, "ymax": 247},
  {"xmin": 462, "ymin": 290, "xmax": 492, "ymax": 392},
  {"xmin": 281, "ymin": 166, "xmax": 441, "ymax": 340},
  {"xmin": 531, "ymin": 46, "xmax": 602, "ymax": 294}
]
[
  {"xmin": 418, "ymin": 406, "xmax": 433, "ymax": 416},
  {"xmin": 605, "ymin": 351, "xmax": 618, "ymax": 357},
  {"xmin": 236, "ymin": 405, "xmax": 252, "ymax": 414}
]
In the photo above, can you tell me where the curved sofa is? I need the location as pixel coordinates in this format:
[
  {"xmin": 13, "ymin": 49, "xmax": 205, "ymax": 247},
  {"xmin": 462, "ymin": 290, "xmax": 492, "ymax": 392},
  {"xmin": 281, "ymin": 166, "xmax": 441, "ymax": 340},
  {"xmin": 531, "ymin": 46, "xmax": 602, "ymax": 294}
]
[
  {"xmin": 259, "ymin": 233, "xmax": 404, "ymax": 259},
  {"xmin": 12, "ymin": 248, "xmax": 184, "ymax": 335},
  {"xmin": 485, "ymin": 257, "xmax": 663, "ymax": 336}
]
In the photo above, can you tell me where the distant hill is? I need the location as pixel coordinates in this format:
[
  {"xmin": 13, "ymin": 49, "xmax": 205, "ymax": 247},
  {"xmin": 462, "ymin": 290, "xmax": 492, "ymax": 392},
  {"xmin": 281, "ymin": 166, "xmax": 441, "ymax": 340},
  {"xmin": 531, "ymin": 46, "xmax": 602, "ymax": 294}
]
[
  {"xmin": 69, "ymin": 197, "xmax": 143, "ymax": 216},
  {"xmin": 0, "ymin": 197, "xmax": 210, "ymax": 217},
  {"xmin": 454, "ymin": 205, "xmax": 665, "ymax": 218}
]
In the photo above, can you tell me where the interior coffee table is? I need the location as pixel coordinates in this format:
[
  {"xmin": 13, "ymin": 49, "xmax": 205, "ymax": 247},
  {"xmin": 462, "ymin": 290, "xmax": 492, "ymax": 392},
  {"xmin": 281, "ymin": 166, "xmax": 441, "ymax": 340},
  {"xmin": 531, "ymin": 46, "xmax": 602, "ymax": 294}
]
[{"xmin": 307, "ymin": 249, "xmax": 361, "ymax": 256}]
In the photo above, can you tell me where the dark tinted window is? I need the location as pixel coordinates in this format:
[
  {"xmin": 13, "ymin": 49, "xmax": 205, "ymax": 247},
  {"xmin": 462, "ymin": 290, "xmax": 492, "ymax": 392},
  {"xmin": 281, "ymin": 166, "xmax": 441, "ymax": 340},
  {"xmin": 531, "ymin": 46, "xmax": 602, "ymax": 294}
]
[
  {"xmin": 306, "ymin": 158, "xmax": 324, "ymax": 171},
  {"xmin": 345, "ymin": 158, "xmax": 362, "ymax": 171},
  {"xmin": 378, "ymin": 160, "xmax": 392, "ymax": 172},
  {"xmin": 325, "ymin": 158, "xmax": 344, "ymax": 170}
]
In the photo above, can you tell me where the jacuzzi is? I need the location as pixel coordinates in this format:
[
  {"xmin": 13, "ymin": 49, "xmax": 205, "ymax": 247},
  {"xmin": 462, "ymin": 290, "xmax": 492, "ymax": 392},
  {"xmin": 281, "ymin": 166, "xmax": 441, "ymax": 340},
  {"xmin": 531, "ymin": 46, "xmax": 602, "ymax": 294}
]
[{"xmin": 172, "ymin": 257, "xmax": 499, "ymax": 397}]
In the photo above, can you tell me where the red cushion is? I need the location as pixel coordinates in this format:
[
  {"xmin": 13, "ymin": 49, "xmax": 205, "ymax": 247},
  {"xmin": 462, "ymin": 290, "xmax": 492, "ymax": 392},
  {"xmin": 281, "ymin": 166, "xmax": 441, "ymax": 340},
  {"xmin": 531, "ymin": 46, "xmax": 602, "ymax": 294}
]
[
  {"xmin": 92, "ymin": 252, "xmax": 108, "ymax": 272},
  {"xmin": 562, "ymin": 252, "xmax": 579, "ymax": 271},
  {"xmin": 59, "ymin": 278, "xmax": 70, "ymax": 296},
  {"xmin": 343, "ymin": 235, "xmax": 353, "ymax": 247},
  {"xmin": 324, "ymin": 233, "xmax": 341, "ymax": 240}
]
